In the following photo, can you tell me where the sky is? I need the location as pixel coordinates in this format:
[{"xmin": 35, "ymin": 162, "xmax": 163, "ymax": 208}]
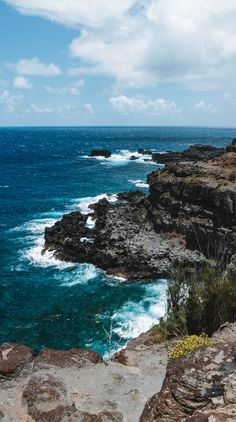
[{"xmin": 0, "ymin": 0, "xmax": 236, "ymax": 127}]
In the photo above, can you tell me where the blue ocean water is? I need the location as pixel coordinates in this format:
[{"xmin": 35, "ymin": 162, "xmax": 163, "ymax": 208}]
[{"xmin": 1, "ymin": 126, "xmax": 235, "ymax": 356}]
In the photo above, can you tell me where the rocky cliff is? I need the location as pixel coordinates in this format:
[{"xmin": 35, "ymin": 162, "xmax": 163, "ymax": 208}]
[
  {"xmin": 148, "ymin": 150, "xmax": 236, "ymax": 264},
  {"xmin": 43, "ymin": 141, "xmax": 236, "ymax": 279},
  {"xmin": 140, "ymin": 322, "xmax": 236, "ymax": 422}
]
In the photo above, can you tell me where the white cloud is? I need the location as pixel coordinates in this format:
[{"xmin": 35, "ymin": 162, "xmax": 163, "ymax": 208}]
[
  {"xmin": 194, "ymin": 100, "xmax": 215, "ymax": 114},
  {"xmin": 30, "ymin": 103, "xmax": 93, "ymax": 115},
  {"xmin": 5, "ymin": 1, "xmax": 236, "ymax": 89},
  {"xmin": 84, "ymin": 103, "xmax": 93, "ymax": 114},
  {"xmin": 14, "ymin": 76, "xmax": 32, "ymax": 89},
  {"xmin": 14, "ymin": 57, "xmax": 61, "ymax": 76},
  {"xmin": 5, "ymin": 0, "xmax": 136, "ymax": 27},
  {"xmin": 45, "ymin": 80, "xmax": 84, "ymax": 96},
  {"xmin": 0, "ymin": 89, "xmax": 22, "ymax": 112},
  {"xmin": 110, "ymin": 95, "xmax": 181, "ymax": 115}
]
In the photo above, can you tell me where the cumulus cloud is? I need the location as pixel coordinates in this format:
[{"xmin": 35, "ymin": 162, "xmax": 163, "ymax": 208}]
[
  {"xmin": 110, "ymin": 95, "xmax": 181, "ymax": 114},
  {"xmin": 14, "ymin": 76, "xmax": 32, "ymax": 89},
  {"xmin": 5, "ymin": 0, "xmax": 136, "ymax": 27},
  {"xmin": 0, "ymin": 89, "xmax": 22, "ymax": 112},
  {"xmin": 194, "ymin": 100, "xmax": 215, "ymax": 114},
  {"xmin": 5, "ymin": 0, "xmax": 236, "ymax": 89},
  {"xmin": 13, "ymin": 57, "xmax": 61, "ymax": 76},
  {"xmin": 45, "ymin": 80, "xmax": 84, "ymax": 96}
]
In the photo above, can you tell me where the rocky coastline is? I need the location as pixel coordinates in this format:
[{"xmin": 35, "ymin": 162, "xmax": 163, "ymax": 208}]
[
  {"xmin": 43, "ymin": 140, "xmax": 236, "ymax": 280},
  {"xmin": 1, "ymin": 139, "xmax": 235, "ymax": 421}
]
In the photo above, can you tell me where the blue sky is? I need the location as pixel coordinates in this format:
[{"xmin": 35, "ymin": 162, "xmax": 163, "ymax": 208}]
[{"xmin": 0, "ymin": 0, "xmax": 236, "ymax": 127}]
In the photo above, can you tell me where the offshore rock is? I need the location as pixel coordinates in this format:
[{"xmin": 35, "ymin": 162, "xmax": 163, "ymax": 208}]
[
  {"xmin": 140, "ymin": 323, "xmax": 236, "ymax": 422},
  {"xmin": 89, "ymin": 149, "xmax": 111, "ymax": 158}
]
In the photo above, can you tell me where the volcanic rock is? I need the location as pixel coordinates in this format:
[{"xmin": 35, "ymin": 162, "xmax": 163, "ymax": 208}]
[
  {"xmin": 151, "ymin": 144, "xmax": 225, "ymax": 164},
  {"xmin": 140, "ymin": 322, "xmax": 236, "ymax": 422},
  {"xmin": 89, "ymin": 150, "xmax": 111, "ymax": 158}
]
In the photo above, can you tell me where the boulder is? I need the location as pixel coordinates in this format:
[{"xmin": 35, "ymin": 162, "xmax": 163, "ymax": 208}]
[
  {"xmin": 140, "ymin": 323, "xmax": 236, "ymax": 422},
  {"xmin": 89, "ymin": 149, "xmax": 111, "ymax": 158}
]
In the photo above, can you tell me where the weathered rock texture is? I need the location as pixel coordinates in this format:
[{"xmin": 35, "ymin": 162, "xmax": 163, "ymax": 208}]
[
  {"xmin": 44, "ymin": 191, "xmax": 204, "ymax": 280},
  {"xmin": 148, "ymin": 151, "xmax": 236, "ymax": 263},
  {"xmin": 140, "ymin": 323, "xmax": 236, "ymax": 422},
  {"xmin": 44, "ymin": 141, "xmax": 236, "ymax": 279},
  {"xmin": 0, "ymin": 335, "xmax": 167, "ymax": 422},
  {"xmin": 151, "ymin": 144, "xmax": 225, "ymax": 164}
]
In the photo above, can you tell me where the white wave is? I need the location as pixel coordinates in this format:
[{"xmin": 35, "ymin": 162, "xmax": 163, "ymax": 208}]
[
  {"xmin": 25, "ymin": 236, "xmax": 74, "ymax": 269},
  {"xmin": 129, "ymin": 179, "xmax": 149, "ymax": 188},
  {"xmin": 72, "ymin": 193, "xmax": 118, "ymax": 214},
  {"xmin": 84, "ymin": 149, "xmax": 157, "ymax": 166},
  {"xmin": 0, "ymin": 185, "xmax": 9, "ymax": 188},
  {"xmin": 60, "ymin": 263, "xmax": 98, "ymax": 287},
  {"xmin": 11, "ymin": 218, "xmax": 57, "ymax": 234},
  {"xmin": 80, "ymin": 237, "xmax": 94, "ymax": 243},
  {"xmin": 112, "ymin": 280, "xmax": 167, "ymax": 340},
  {"xmin": 86, "ymin": 216, "xmax": 96, "ymax": 229}
]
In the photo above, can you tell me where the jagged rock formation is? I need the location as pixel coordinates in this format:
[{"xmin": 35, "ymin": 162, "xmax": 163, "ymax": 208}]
[
  {"xmin": 89, "ymin": 149, "xmax": 112, "ymax": 158},
  {"xmin": 140, "ymin": 322, "xmax": 236, "ymax": 422},
  {"xmin": 44, "ymin": 191, "xmax": 204, "ymax": 280},
  {"xmin": 0, "ymin": 334, "xmax": 167, "ymax": 422},
  {"xmin": 148, "ymin": 151, "xmax": 236, "ymax": 263},
  {"xmin": 151, "ymin": 144, "xmax": 225, "ymax": 164},
  {"xmin": 44, "ymin": 141, "xmax": 236, "ymax": 279}
]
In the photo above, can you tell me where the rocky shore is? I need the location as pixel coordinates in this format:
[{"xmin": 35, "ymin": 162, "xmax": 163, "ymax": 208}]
[
  {"xmin": 1, "ymin": 323, "xmax": 235, "ymax": 421},
  {"xmin": 43, "ymin": 140, "xmax": 236, "ymax": 279},
  {"xmin": 0, "ymin": 333, "xmax": 167, "ymax": 421}
]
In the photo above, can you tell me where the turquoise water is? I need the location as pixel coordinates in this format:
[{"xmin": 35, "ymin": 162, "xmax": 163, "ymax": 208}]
[{"xmin": 1, "ymin": 126, "xmax": 235, "ymax": 356}]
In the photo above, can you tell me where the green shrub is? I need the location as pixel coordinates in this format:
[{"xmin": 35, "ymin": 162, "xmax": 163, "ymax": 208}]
[{"xmin": 152, "ymin": 264, "xmax": 236, "ymax": 343}]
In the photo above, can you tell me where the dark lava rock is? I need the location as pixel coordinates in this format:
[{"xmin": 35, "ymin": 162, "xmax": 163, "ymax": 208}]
[
  {"xmin": 44, "ymin": 143, "xmax": 235, "ymax": 280},
  {"xmin": 226, "ymin": 138, "xmax": 236, "ymax": 153},
  {"xmin": 89, "ymin": 149, "xmax": 111, "ymax": 158},
  {"xmin": 129, "ymin": 155, "xmax": 139, "ymax": 160},
  {"xmin": 140, "ymin": 323, "xmax": 236, "ymax": 422},
  {"xmin": 44, "ymin": 190, "xmax": 204, "ymax": 280},
  {"xmin": 138, "ymin": 148, "xmax": 153, "ymax": 155},
  {"xmin": 0, "ymin": 343, "xmax": 33, "ymax": 376},
  {"xmin": 152, "ymin": 144, "xmax": 225, "ymax": 164},
  {"xmin": 148, "ymin": 152, "xmax": 236, "ymax": 263}
]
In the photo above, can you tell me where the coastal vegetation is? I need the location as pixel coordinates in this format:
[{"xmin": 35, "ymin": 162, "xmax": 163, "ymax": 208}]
[{"xmin": 151, "ymin": 263, "xmax": 236, "ymax": 345}]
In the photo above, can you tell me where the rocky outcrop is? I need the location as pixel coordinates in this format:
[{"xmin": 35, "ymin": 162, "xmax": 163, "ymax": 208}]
[
  {"xmin": 140, "ymin": 322, "xmax": 236, "ymax": 422},
  {"xmin": 90, "ymin": 149, "xmax": 112, "ymax": 158},
  {"xmin": 226, "ymin": 138, "xmax": 236, "ymax": 153},
  {"xmin": 151, "ymin": 144, "xmax": 225, "ymax": 164},
  {"xmin": 0, "ymin": 335, "xmax": 167, "ymax": 421},
  {"xmin": 148, "ymin": 151, "xmax": 236, "ymax": 263},
  {"xmin": 44, "ymin": 191, "xmax": 205, "ymax": 280},
  {"xmin": 44, "ymin": 141, "xmax": 236, "ymax": 279}
]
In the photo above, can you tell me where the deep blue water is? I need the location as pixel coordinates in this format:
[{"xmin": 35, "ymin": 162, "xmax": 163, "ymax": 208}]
[{"xmin": 1, "ymin": 126, "xmax": 235, "ymax": 356}]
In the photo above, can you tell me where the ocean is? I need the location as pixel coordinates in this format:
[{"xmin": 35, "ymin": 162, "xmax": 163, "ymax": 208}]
[{"xmin": 1, "ymin": 126, "xmax": 235, "ymax": 357}]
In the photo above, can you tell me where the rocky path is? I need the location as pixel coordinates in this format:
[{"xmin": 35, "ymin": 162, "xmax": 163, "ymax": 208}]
[{"xmin": 0, "ymin": 333, "xmax": 167, "ymax": 422}]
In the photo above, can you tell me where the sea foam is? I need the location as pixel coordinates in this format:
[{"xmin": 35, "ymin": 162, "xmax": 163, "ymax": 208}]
[{"xmin": 112, "ymin": 280, "xmax": 167, "ymax": 340}]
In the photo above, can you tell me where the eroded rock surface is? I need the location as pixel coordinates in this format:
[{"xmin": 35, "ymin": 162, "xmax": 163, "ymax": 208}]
[
  {"xmin": 44, "ymin": 190, "xmax": 204, "ymax": 280},
  {"xmin": 140, "ymin": 323, "xmax": 236, "ymax": 422},
  {"xmin": 0, "ymin": 336, "xmax": 167, "ymax": 422},
  {"xmin": 44, "ymin": 142, "xmax": 236, "ymax": 279}
]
